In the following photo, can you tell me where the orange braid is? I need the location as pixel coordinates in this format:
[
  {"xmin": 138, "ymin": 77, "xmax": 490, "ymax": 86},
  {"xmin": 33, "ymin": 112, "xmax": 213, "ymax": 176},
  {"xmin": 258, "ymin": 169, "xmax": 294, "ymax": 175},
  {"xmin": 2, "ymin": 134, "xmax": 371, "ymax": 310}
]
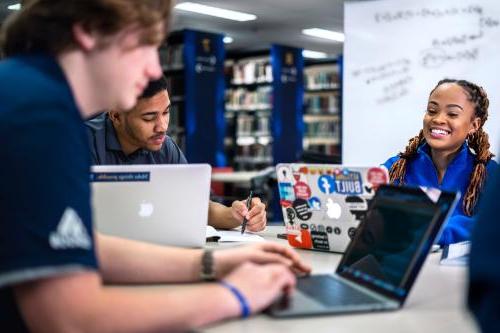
[
  {"xmin": 389, "ymin": 130, "xmax": 424, "ymax": 185},
  {"xmin": 463, "ymin": 128, "xmax": 494, "ymax": 215}
]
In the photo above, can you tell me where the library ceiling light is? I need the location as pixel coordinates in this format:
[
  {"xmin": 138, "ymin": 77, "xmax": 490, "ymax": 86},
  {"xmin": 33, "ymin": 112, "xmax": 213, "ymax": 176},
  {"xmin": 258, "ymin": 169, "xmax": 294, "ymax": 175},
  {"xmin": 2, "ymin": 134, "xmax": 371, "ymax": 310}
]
[
  {"xmin": 175, "ymin": 2, "xmax": 257, "ymax": 22},
  {"xmin": 8, "ymin": 3, "xmax": 21, "ymax": 10},
  {"xmin": 302, "ymin": 28, "xmax": 345, "ymax": 42},
  {"xmin": 302, "ymin": 50, "xmax": 328, "ymax": 59},
  {"xmin": 223, "ymin": 36, "xmax": 234, "ymax": 44}
]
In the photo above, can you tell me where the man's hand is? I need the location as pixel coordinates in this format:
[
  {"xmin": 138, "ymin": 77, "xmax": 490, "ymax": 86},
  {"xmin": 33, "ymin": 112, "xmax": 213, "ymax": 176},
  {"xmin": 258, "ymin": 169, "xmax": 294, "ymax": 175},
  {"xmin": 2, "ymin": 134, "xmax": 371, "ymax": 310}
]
[
  {"xmin": 221, "ymin": 262, "xmax": 296, "ymax": 316},
  {"xmin": 213, "ymin": 242, "xmax": 312, "ymax": 278},
  {"xmin": 231, "ymin": 197, "xmax": 266, "ymax": 232}
]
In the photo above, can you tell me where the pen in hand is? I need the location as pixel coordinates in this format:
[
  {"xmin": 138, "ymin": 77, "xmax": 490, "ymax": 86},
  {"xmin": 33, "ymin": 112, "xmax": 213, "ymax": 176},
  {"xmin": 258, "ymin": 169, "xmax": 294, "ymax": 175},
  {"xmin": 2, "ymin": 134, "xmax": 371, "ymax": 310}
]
[{"xmin": 240, "ymin": 190, "xmax": 253, "ymax": 234}]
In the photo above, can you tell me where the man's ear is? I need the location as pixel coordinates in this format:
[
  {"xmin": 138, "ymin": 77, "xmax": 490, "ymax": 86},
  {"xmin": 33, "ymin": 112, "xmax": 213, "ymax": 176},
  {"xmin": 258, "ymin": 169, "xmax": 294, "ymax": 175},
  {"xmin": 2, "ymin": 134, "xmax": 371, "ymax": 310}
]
[
  {"xmin": 108, "ymin": 111, "xmax": 122, "ymax": 125},
  {"xmin": 72, "ymin": 23, "xmax": 97, "ymax": 51}
]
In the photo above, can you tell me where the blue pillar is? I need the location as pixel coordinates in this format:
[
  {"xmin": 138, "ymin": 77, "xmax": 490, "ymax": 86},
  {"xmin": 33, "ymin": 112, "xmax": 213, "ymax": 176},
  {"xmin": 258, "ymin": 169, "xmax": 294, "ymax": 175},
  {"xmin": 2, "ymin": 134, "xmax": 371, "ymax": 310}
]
[
  {"xmin": 269, "ymin": 45, "xmax": 304, "ymax": 222},
  {"xmin": 183, "ymin": 29, "xmax": 226, "ymax": 166},
  {"xmin": 271, "ymin": 44, "xmax": 304, "ymax": 164}
]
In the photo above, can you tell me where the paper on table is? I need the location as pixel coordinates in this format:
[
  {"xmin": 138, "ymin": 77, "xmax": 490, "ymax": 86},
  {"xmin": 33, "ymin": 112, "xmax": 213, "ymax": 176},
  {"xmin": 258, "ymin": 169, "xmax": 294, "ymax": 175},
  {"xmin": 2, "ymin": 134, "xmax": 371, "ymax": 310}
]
[
  {"xmin": 206, "ymin": 225, "xmax": 219, "ymax": 239},
  {"xmin": 206, "ymin": 226, "xmax": 264, "ymax": 242},
  {"xmin": 440, "ymin": 241, "xmax": 470, "ymax": 266},
  {"xmin": 217, "ymin": 230, "xmax": 265, "ymax": 242}
]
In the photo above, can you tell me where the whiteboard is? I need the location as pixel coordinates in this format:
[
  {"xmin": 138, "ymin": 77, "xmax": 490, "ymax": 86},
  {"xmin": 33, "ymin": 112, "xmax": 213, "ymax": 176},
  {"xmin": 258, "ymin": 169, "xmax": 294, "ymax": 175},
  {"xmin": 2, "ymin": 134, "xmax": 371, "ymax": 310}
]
[{"xmin": 343, "ymin": 0, "xmax": 500, "ymax": 165}]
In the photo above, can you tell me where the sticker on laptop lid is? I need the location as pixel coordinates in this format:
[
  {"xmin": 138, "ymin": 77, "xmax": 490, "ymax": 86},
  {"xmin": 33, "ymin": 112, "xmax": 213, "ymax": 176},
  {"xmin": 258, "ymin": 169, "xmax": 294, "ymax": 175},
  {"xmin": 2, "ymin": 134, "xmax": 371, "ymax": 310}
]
[
  {"xmin": 367, "ymin": 167, "xmax": 389, "ymax": 189},
  {"xmin": 286, "ymin": 225, "xmax": 313, "ymax": 249},
  {"xmin": 311, "ymin": 228, "xmax": 330, "ymax": 251},
  {"xmin": 285, "ymin": 207, "xmax": 297, "ymax": 225},
  {"xmin": 348, "ymin": 227, "xmax": 357, "ymax": 239},
  {"xmin": 345, "ymin": 195, "xmax": 368, "ymax": 211},
  {"xmin": 294, "ymin": 181, "xmax": 312, "ymax": 199},
  {"xmin": 277, "ymin": 165, "xmax": 294, "ymax": 183},
  {"xmin": 333, "ymin": 170, "xmax": 363, "ymax": 195},
  {"xmin": 308, "ymin": 197, "xmax": 321, "ymax": 210},
  {"xmin": 292, "ymin": 172, "xmax": 302, "ymax": 182},
  {"xmin": 318, "ymin": 175, "xmax": 336, "ymax": 194},
  {"xmin": 292, "ymin": 199, "xmax": 312, "ymax": 221},
  {"xmin": 278, "ymin": 182, "xmax": 295, "ymax": 203},
  {"xmin": 90, "ymin": 172, "xmax": 150, "ymax": 182}
]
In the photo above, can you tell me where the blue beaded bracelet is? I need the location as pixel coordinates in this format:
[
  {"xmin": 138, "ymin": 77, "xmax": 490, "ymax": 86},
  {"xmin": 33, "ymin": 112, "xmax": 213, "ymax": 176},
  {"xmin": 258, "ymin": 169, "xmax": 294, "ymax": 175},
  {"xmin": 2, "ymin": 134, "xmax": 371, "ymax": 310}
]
[{"xmin": 220, "ymin": 281, "xmax": 251, "ymax": 318}]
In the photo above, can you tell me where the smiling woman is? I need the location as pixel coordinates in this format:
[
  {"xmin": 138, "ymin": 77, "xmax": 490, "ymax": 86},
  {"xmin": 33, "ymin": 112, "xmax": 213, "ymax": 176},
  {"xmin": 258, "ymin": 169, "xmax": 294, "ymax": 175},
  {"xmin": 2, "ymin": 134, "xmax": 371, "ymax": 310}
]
[{"xmin": 382, "ymin": 79, "xmax": 497, "ymax": 246}]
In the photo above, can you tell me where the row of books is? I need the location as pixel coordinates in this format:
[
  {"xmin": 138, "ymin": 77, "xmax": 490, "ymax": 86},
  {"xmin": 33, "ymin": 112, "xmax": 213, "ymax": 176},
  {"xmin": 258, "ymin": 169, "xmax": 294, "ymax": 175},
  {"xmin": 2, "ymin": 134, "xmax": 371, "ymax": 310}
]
[
  {"xmin": 235, "ymin": 114, "xmax": 271, "ymax": 137},
  {"xmin": 229, "ymin": 59, "xmax": 273, "ymax": 85},
  {"xmin": 304, "ymin": 121, "xmax": 340, "ymax": 138},
  {"xmin": 304, "ymin": 67, "xmax": 340, "ymax": 90},
  {"xmin": 226, "ymin": 86, "xmax": 272, "ymax": 110},
  {"xmin": 159, "ymin": 44, "xmax": 183, "ymax": 70},
  {"xmin": 304, "ymin": 95, "xmax": 339, "ymax": 114}
]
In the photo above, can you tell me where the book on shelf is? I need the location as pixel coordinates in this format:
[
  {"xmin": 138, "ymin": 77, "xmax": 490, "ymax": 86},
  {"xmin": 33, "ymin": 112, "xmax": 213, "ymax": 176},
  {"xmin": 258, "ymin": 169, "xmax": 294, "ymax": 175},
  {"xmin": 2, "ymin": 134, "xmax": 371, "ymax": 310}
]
[
  {"xmin": 304, "ymin": 94, "xmax": 339, "ymax": 114},
  {"xmin": 226, "ymin": 86, "xmax": 272, "ymax": 110},
  {"xmin": 231, "ymin": 58, "xmax": 273, "ymax": 85},
  {"xmin": 304, "ymin": 64, "xmax": 340, "ymax": 90},
  {"xmin": 302, "ymin": 59, "xmax": 342, "ymax": 153},
  {"xmin": 159, "ymin": 44, "xmax": 183, "ymax": 70}
]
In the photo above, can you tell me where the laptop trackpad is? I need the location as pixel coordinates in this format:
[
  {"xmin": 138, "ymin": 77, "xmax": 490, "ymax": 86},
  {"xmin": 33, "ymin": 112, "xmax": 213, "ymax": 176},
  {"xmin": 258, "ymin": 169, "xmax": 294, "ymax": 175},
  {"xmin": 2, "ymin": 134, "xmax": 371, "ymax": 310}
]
[
  {"xmin": 267, "ymin": 287, "xmax": 325, "ymax": 316},
  {"xmin": 267, "ymin": 274, "xmax": 383, "ymax": 317},
  {"xmin": 296, "ymin": 275, "xmax": 381, "ymax": 307}
]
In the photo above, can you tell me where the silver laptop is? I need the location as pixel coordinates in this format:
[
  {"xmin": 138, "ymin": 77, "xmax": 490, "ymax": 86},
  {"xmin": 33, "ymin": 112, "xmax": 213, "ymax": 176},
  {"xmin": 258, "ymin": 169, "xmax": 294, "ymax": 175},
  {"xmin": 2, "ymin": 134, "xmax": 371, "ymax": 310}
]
[
  {"xmin": 90, "ymin": 164, "xmax": 211, "ymax": 248},
  {"xmin": 268, "ymin": 185, "xmax": 459, "ymax": 317},
  {"xmin": 276, "ymin": 163, "xmax": 389, "ymax": 253}
]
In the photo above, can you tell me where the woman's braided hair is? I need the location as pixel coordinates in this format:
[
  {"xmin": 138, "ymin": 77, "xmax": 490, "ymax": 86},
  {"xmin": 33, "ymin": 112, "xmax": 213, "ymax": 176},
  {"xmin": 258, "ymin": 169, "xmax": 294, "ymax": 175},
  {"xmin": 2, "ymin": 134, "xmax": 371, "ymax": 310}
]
[{"xmin": 389, "ymin": 79, "xmax": 494, "ymax": 216}]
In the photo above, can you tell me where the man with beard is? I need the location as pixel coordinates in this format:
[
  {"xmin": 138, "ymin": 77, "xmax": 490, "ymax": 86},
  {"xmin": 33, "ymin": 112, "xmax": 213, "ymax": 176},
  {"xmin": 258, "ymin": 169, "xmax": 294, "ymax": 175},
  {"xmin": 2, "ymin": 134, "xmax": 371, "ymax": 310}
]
[{"xmin": 86, "ymin": 76, "xmax": 267, "ymax": 230}]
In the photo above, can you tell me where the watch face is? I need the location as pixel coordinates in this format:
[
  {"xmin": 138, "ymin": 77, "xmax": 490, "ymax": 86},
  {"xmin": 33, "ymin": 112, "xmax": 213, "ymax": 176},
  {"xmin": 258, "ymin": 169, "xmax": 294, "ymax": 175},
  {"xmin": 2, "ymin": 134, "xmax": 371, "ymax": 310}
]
[{"xmin": 201, "ymin": 250, "xmax": 216, "ymax": 281}]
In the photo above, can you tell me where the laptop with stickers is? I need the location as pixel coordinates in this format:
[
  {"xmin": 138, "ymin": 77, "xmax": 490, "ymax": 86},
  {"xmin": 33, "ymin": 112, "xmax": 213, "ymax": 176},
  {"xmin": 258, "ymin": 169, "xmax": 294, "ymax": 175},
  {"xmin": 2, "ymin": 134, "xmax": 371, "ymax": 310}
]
[
  {"xmin": 90, "ymin": 164, "xmax": 211, "ymax": 248},
  {"xmin": 267, "ymin": 185, "xmax": 460, "ymax": 317},
  {"xmin": 276, "ymin": 163, "xmax": 389, "ymax": 253}
]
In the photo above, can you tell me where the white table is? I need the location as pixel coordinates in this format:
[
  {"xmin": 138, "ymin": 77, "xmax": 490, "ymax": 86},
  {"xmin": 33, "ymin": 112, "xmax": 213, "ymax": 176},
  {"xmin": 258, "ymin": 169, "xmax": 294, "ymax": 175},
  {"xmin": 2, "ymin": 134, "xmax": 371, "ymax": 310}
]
[{"xmin": 202, "ymin": 226, "xmax": 478, "ymax": 333}]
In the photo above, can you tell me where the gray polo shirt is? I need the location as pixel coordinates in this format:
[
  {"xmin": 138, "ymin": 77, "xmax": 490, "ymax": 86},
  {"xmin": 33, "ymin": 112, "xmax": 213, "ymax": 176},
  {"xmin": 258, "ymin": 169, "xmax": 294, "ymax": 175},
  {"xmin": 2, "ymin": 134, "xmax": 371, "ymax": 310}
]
[{"xmin": 85, "ymin": 114, "xmax": 187, "ymax": 165}]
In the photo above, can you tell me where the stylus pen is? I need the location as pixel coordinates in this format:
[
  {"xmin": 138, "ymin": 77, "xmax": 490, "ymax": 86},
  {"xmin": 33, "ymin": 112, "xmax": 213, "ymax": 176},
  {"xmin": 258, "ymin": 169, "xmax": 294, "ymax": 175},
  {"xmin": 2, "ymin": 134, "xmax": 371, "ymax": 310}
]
[{"xmin": 240, "ymin": 190, "xmax": 254, "ymax": 234}]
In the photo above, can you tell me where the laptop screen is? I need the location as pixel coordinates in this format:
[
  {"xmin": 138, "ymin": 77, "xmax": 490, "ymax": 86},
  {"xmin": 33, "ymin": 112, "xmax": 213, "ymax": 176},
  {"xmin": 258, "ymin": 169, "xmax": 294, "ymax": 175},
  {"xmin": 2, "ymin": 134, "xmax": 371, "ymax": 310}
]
[{"xmin": 336, "ymin": 185, "xmax": 457, "ymax": 302}]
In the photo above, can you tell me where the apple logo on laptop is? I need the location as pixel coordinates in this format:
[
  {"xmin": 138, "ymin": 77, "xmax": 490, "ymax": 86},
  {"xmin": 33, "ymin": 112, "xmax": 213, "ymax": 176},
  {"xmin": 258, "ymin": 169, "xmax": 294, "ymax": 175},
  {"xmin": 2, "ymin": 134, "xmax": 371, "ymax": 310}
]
[
  {"xmin": 325, "ymin": 198, "xmax": 341, "ymax": 219},
  {"xmin": 138, "ymin": 201, "xmax": 154, "ymax": 218}
]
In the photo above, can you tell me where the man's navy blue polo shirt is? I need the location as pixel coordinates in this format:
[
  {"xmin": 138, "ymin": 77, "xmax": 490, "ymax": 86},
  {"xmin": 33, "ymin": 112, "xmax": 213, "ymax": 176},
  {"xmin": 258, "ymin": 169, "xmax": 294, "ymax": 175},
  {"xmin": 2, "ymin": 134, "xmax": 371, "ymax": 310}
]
[
  {"xmin": 85, "ymin": 113, "xmax": 187, "ymax": 165},
  {"xmin": 0, "ymin": 54, "xmax": 98, "ymax": 331}
]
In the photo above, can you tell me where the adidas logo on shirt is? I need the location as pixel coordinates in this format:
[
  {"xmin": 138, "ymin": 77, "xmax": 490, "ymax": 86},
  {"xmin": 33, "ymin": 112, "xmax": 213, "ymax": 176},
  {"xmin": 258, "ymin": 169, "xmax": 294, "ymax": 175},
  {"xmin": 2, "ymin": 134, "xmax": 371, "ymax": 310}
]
[{"xmin": 49, "ymin": 207, "xmax": 92, "ymax": 250}]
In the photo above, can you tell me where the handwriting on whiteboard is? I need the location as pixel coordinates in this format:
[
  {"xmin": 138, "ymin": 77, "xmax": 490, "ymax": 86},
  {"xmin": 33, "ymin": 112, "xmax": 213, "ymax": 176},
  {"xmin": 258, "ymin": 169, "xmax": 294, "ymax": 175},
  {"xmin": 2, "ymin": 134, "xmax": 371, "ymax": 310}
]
[{"xmin": 349, "ymin": 3, "xmax": 499, "ymax": 104}]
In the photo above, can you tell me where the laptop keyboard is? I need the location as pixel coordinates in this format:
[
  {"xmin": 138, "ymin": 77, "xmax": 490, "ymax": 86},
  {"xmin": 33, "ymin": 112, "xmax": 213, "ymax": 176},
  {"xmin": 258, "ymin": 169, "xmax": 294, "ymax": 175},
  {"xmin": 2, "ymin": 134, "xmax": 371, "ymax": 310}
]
[{"xmin": 297, "ymin": 275, "xmax": 382, "ymax": 307}]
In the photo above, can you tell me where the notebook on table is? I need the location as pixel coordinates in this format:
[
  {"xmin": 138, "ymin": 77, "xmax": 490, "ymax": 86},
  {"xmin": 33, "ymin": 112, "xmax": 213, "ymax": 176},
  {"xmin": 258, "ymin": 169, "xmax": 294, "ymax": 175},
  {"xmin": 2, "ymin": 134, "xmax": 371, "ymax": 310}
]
[{"xmin": 205, "ymin": 226, "xmax": 265, "ymax": 243}]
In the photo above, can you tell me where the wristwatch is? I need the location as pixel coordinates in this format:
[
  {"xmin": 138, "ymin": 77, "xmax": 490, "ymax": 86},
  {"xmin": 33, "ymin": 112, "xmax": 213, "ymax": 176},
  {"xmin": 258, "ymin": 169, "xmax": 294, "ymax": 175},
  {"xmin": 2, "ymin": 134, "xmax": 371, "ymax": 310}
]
[{"xmin": 200, "ymin": 249, "xmax": 216, "ymax": 281}]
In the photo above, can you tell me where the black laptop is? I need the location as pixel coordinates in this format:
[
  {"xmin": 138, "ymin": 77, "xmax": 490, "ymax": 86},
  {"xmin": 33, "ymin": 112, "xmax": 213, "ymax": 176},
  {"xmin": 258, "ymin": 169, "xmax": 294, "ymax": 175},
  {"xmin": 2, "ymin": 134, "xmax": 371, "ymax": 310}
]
[{"xmin": 268, "ymin": 185, "xmax": 459, "ymax": 317}]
